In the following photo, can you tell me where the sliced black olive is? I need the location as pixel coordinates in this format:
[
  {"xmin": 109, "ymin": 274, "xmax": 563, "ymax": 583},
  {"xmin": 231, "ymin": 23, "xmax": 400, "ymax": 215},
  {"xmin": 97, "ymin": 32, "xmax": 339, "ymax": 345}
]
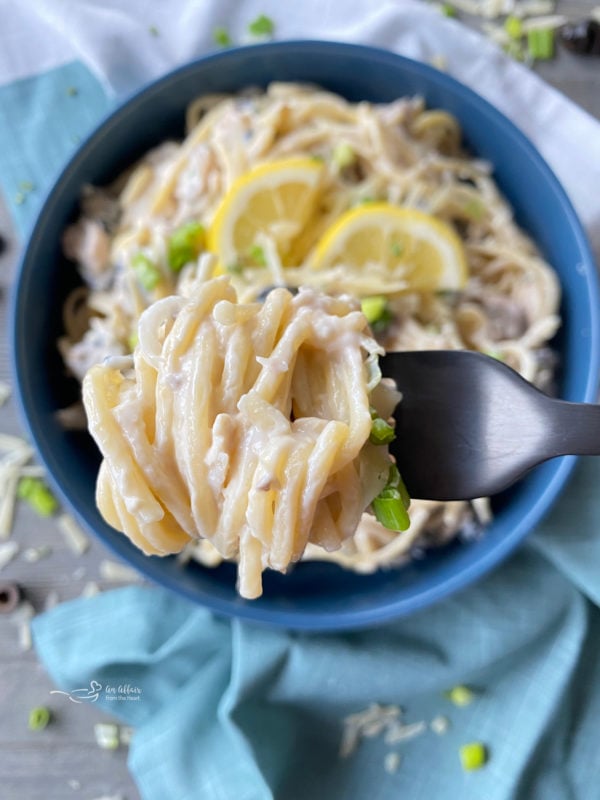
[
  {"xmin": 559, "ymin": 20, "xmax": 600, "ymax": 56},
  {"xmin": 0, "ymin": 582, "xmax": 22, "ymax": 613}
]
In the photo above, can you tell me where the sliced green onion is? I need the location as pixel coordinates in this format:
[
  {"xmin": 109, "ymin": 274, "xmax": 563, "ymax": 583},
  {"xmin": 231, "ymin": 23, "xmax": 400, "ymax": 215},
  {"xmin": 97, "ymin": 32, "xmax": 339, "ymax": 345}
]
[
  {"xmin": 332, "ymin": 142, "xmax": 356, "ymax": 170},
  {"xmin": 148, "ymin": 25, "xmax": 159, "ymax": 37},
  {"xmin": 387, "ymin": 464, "xmax": 411, "ymax": 509},
  {"xmin": 128, "ymin": 331, "xmax": 139, "ymax": 352},
  {"xmin": 357, "ymin": 195, "xmax": 376, "ymax": 205},
  {"xmin": 167, "ymin": 221, "xmax": 205, "ymax": 272},
  {"xmin": 17, "ymin": 478, "xmax": 58, "ymax": 518},
  {"xmin": 369, "ymin": 417, "xmax": 396, "ymax": 445},
  {"xmin": 29, "ymin": 706, "xmax": 51, "ymax": 731},
  {"xmin": 446, "ymin": 684, "xmax": 476, "ymax": 706},
  {"xmin": 248, "ymin": 244, "xmax": 267, "ymax": 266},
  {"xmin": 213, "ymin": 26, "xmax": 232, "ymax": 47},
  {"xmin": 504, "ymin": 15, "xmax": 523, "ymax": 39},
  {"xmin": 248, "ymin": 14, "xmax": 275, "ymax": 36},
  {"xmin": 361, "ymin": 296, "xmax": 393, "ymax": 334},
  {"xmin": 373, "ymin": 464, "xmax": 410, "ymax": 530},
  {"xmin": 440, "ymin": 3, "xmax": 457, "ymax": 17},
  {"xmin": 372, "ymin": 490, "xmax": 410, "ymax": 531},
  {"xmin": 132, "ymin": 253, "xmax": 161, "ymax": 290},
  {"xmin": 361, "ymin": 296, "xmax": 387, "ymax": 325},
  {"xmin": 459, "ymin": 742, "xmax": 488, "ymax": 771},
  {"xmin": 463, "ymin": 199, "xmax": 485, "ymax": 221},
  {"xmin": 226, "ymin": 263, "xmax": 244, "ymax": 275},
  {"xmin": 527, "ymin": 27, "xmax": 555, "ymax": 60},
  {"xmin": 390, "ymin": 241, "xmax": 404, "ymax": 257}
]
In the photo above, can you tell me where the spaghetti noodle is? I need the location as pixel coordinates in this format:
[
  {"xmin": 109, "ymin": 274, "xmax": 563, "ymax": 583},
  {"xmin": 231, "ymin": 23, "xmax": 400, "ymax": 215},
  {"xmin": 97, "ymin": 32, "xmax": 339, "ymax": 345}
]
[{"xmin": 63, "ymin": 83, "xmax": 561, "ymax": 588}]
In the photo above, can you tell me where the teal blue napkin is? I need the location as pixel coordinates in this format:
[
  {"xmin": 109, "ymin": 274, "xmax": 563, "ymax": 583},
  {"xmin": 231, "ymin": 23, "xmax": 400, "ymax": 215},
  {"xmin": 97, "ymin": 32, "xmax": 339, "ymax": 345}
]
[
  {"xmin": 0, "ymin": 61, "xmax": 111, "ymax": 236},
  {"xmin": 5, "ymin": 61, "xmax": 600, "ymax": 800},
  {"xmin": 31, "ymin": 514, "xmax": 600, "ymax": 800}
]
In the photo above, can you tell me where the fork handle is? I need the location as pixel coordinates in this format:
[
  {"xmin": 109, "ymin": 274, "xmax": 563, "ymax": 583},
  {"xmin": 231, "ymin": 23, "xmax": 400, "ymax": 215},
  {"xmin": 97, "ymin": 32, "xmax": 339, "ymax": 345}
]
[{"xmin": 543, "ymin": 398, "xmax": 600, "ymax": 457}]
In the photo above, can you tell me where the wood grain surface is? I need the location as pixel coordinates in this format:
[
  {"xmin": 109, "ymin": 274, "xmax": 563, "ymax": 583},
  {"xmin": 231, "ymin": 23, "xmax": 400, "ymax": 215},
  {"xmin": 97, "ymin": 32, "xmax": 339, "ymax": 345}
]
[{"xmin": 0, "ymin": 4, "xmax": 598, "ymax": 798}]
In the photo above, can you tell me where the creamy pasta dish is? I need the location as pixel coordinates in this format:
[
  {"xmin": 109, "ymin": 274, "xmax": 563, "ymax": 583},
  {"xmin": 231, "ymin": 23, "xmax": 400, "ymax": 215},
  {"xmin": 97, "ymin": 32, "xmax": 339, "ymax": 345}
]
[{"xmin": 62, "ymin": 83, "xmax": 561, "ymax": 597}]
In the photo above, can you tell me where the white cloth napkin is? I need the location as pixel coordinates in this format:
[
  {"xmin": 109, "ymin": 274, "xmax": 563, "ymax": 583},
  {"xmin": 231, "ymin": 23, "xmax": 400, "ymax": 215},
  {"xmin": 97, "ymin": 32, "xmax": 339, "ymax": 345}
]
[{"xmin": 1, "ymin": 0, "xmax": 599, "ymax": 251}]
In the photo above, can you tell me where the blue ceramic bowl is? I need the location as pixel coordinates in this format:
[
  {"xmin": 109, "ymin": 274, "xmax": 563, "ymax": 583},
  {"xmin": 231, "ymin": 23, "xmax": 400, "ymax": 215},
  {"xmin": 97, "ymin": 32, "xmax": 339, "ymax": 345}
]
[{"xmin": 12, "ymin": 41, "xmax": 600, "ymax": 630}]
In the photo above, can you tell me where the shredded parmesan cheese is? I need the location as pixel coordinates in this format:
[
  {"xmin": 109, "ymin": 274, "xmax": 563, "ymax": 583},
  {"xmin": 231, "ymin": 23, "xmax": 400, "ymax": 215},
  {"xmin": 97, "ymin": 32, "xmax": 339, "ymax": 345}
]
[
  {"xmin": 23, "ymin": 545, "xmax": 52, "ymax": 563},
  {"xmin": 81, "ymin": 581, "xmax": 101, "ymax": 598},
  {"xmin": 9, "ymin": 600, "xmax": 35, "ymax": 651},
  {"xmin": 99, "ymin": 559, "xmax": 142, "ymax": 583},
  {"xmin": 0, "ymin": 434, "xmax": 35, "ymax": 539},
  {"xmin": 0, "ymin": 381, "xmax": 11, "ymax": 407},
  {"xmin": 57, "ymin": 513, "xmax": 90, "ymax": 555},
  {"xmin": 0, "ymin": 540, "xmax": 19, "ymax": 570}
]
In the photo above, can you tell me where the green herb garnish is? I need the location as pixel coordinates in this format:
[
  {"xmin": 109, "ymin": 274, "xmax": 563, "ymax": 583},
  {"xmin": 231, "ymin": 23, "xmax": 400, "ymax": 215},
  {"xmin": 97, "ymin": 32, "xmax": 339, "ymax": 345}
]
[
  {"xmin": 332, "ymin": 142, "xmax": 356, "ymax": 170},
  {"xmin": 445, "ymin": 684, "xmax": 476, "ymax": 706},
  {"xmin": 504, "ymin": 15, "xmax": 523, "ymax": 39},
  {"xmin": 213, "ymin": 26, "xmax": 232, "ymax": 47},
  {"xmin": 527, "ymin": 27, "xmax": 555, "ymax": 60},
  {"xmin": 372, "ymin": 465, "xmax": 410, "ymax": 531},
  {"xmin": 148, "ymin": 25, "xmax": 160, "ymax": 37},
  {"xmin": 132, "ymin": 253, "xmax": 162, "ymax": 290},
  {"xmin": 167, "ymin": 222, "xmax": 205, "ymax": 272},
  {"xmin": 459, "ymin": 742, "xmax": 488, "ymax": 771},
  {"xmin": 248, "ymin": 244, "xmax": 267, "ymax": 266},
  {"xmin": 440, "ymin": 3, "xmax": 457, "ymax": 17},
  {"xmin": 369, "ymin": 417, "xmax": 396, "ymax": 445},
  {"xmin": 17, "ymin": 477, "xmax": 58, "ymax": 518},
  {"xmin": 463, "ymin": 199, "xmax": 485, "ymax": 221},
  {"xmin": 29, "ymin": 706, "xmax": 51, "ymax": 731},
  {"xmin": 248, "ymin": 14, "xmax": 275, "ymax": 36},
  {"xmin": 361, "ymin": 296, "xmax": 387, "ymax": 325}
]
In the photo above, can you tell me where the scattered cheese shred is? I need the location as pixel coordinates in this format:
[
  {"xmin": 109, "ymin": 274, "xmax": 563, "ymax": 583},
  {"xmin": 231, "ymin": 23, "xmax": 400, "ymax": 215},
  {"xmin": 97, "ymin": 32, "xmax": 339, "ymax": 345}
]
[
  {"xmin": 340, "ymin": 704, "xmax": 429, "ymax": 758},
  {"xmin": 44, "ymin": 590, "xmax": 61, "ymax": 610},
  {"xmin": 99, "ymin": 559, "xmax": 142, "ymax": 583},
  {"xmin": 0, "ymin": 540, "xmax": 19, "ymax": 570},
  {"xmin": 9, "ymin": 600, "xmax": 35, "ymax": 651},
  {"xmin": 23, "ymin": 545, "xmax": 52, "ymax": 563},
  {"xmin": 0, "ymin": 381, "xmax": 11, "ymax": 407},
  {"xmin": 80, "ymin": 581, "xmax": 101, "ymax": 598},
  {"xmin": 383, "ymin": 720, "xmax": 427, "ymax": 745},
  {"xmin": 94, "ymin": 723, "xmax": 120, "ymax": 750},
  {"xmin": 431, "ymin": 715, "xmax": 451, "ymax": 735},
  {"xmin": 521, "ymin": 13, "xmax": 566, "ymax": 31},
  {"xmin": 57, "ymin": 513, "xmax": 90, "ymax": 555},
  {"xmin": 0, "ymin": 435, "xmax": 35, "ymax": 539}
]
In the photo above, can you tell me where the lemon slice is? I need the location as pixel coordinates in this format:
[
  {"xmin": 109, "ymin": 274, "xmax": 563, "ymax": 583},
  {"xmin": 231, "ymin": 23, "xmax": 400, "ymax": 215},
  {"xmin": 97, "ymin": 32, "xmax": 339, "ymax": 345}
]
[
  {"xmin": 208, "ymin": 158, "xmax": 324, "ymax": 271},
  {"xmin": 311, "ymin": 203, "xmax": 468, "ymax": 292}
]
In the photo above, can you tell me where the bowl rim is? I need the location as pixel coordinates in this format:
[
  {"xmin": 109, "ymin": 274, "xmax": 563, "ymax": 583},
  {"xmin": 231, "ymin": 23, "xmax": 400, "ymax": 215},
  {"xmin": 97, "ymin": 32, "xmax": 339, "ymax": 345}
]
[{"xmin": 10, "ymin": 40, "xmax": 600, "ymax": 630}]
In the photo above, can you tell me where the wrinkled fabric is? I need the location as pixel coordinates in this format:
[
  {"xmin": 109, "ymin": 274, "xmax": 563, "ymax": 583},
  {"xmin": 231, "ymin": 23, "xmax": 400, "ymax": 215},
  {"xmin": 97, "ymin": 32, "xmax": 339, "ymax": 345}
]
[
  {"xmin": 2, "ymin": 2, "xmax": 599, "ymax": 798},
  {"xmin": 32, "ymin": 529, "xmax": 600, "ymax": 800},
  {"xmin": 1, "ymin": 0, "xmax": 600, "ymax": 245}
]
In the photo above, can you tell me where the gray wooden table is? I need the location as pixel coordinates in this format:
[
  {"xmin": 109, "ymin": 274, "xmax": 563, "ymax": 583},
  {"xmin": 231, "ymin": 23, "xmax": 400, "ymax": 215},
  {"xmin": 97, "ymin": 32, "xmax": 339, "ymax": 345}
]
[{"xmin": 1, "ymin": 4, "xmax": 599, "ymax": 799}]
